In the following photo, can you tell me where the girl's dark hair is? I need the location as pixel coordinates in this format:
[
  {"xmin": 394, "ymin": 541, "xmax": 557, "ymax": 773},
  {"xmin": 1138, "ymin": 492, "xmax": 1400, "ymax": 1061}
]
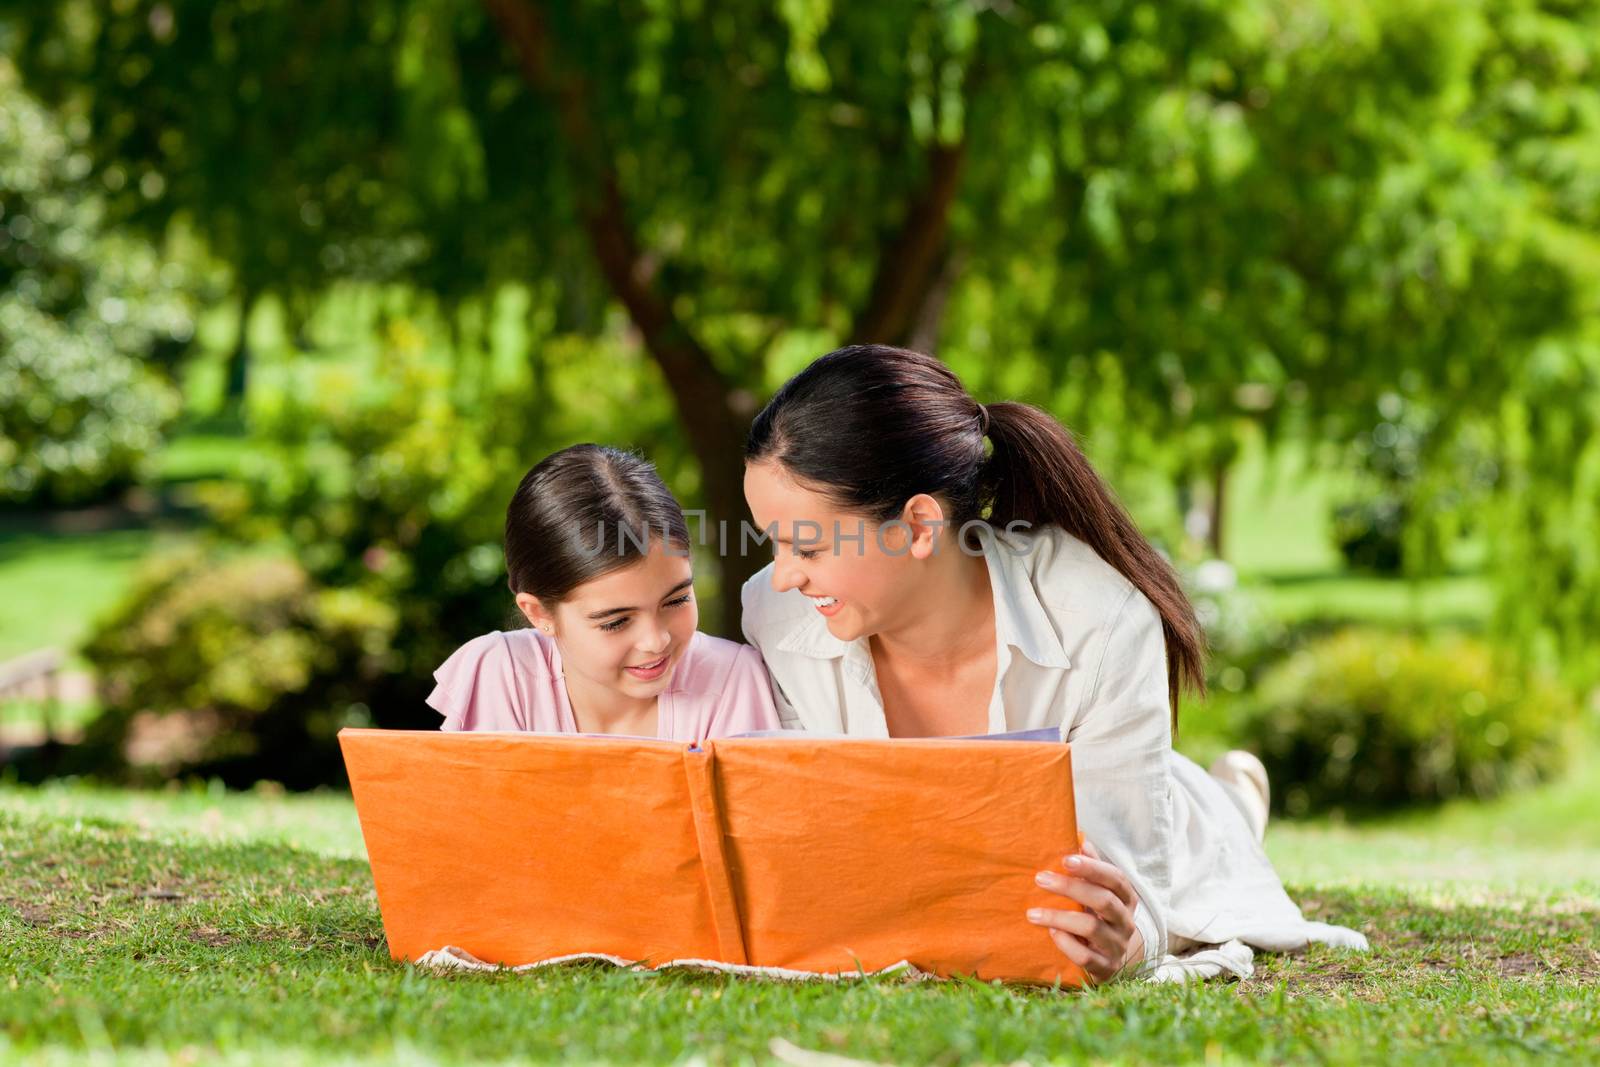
[
  {"xmin": 745, "ymin": 345, "xmax": 1204, "ymax": 722},
  {"xmin": 504, "ymin": 444, "xmax": 690, "ymax": 604}
]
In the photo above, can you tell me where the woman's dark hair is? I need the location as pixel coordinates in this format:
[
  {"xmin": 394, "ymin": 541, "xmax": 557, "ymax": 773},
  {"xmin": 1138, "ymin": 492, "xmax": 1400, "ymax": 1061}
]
[
  {"xmin": 745, "ymin": 345, "xmax": 1205, "ymax": 722},
  {"xmin": 504, "ymin": 444, "xmax": 690, "ymax": 604}
]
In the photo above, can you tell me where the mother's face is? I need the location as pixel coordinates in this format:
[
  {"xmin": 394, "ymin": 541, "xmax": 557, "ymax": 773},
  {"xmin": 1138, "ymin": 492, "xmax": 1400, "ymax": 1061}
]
[{"xmin": 743, "ymin": 460, "xmax": 935, "ymax": 644}]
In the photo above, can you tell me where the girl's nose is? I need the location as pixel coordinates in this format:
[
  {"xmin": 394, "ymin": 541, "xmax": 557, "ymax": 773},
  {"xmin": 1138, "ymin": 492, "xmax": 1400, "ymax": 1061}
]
[{"xmin": 638, "ymin": 616, "xmax": 671, "ymax": 654}]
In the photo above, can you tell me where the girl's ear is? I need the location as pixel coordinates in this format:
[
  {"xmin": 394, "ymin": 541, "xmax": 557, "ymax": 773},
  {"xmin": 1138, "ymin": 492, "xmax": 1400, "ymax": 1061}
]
[
  {"xmin": 515, "ymin": 593, "xmax": 556, "ymax": 635},
  {"xmin": 899, "ymin": 493, "xmax": 949, "ymax": 561}
]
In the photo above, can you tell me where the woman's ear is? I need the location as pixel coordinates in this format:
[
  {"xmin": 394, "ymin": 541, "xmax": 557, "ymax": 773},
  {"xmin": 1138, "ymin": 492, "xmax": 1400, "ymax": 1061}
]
[
  {"xmin": 515, "ymin": 593, "xmax": 556, "ymax": 635},
  {"xmin": 899, "ymin": 494, "xmax": 949, "ymax": 561}
]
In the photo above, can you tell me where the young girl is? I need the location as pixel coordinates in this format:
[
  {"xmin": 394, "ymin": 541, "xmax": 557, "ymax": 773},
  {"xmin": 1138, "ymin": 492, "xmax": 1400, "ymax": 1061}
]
[
  {"xmin": 428, "ymin": 444, "xmax": 779, "ymax": 740},
  {"xmin": 739, "ymin": 346, "xmax": 1365, "ymax": 983}
]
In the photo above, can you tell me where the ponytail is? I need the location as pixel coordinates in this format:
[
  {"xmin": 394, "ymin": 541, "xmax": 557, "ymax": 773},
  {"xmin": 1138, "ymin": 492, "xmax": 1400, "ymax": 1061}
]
[
  {"xmin": 983, "ymin": 403, "xmax": 1206, "ymax": 721},
  {"xmin": 748, "ymin": 345, "xmax": 1205, "ymax": 724}
]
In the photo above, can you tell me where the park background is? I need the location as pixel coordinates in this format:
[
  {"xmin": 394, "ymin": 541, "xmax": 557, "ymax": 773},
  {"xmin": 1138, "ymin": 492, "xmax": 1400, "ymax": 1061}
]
[{"xmin": 2, "ymin": 0, "xmax": 1598, "ymax": 1063}]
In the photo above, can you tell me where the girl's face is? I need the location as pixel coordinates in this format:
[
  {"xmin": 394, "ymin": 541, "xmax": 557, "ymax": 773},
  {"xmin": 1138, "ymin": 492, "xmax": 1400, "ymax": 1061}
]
[
  {"xmin": 517, "ymin": 542, "xmax": 698, "ymax": 702},
  {"xmin": 743, "ymin": 460, "xmax": 944, "ymax": 644}
]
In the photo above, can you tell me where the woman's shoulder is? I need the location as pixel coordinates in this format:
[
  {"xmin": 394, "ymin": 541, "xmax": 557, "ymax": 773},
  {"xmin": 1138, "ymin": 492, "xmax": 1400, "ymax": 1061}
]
[
  {"xmin": 1001, "ymin": 524, "xmax": 1157, "ymax": 632},
  {"xmin": 739, "ymin": 564, "xmax": 814, "ymax": 646}
]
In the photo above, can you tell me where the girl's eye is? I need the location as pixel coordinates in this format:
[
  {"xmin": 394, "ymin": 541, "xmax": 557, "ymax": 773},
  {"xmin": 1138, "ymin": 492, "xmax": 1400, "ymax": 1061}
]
[
  {"xmin": 601, "ymin": 595, "xmax": 689, "ymax": 632},
  {"xmin": 795, "ymin": 548, "xmax": 820, "ymax": 561}
]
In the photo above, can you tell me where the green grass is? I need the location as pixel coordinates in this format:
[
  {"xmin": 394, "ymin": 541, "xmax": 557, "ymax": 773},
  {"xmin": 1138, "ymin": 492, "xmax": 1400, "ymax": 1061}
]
[
  {"xmin": 0, "ymin": 525, "xmax": 170, "ymax": 664},
  {"xmin": 2, "ymin": 771, "xmax": 1597, "ymax": 1066}
]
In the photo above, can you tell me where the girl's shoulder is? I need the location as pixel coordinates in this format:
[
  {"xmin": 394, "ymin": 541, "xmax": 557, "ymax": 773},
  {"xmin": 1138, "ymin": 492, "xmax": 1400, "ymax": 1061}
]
[
  {"xmin": 437, "ymin": 628, "xmax": 559, "ymax": 679},
  {"xmin": 427, "ymin": 629, "xmax": 561, "ymax": 732},
  {"xmin": 673, "ymin": 630, "xmax": 768, "ymax": 695}
]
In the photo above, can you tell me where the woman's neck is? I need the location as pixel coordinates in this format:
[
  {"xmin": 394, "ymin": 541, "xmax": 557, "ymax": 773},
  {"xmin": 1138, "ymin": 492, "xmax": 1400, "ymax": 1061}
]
[
  {"xmin": 562, "ymin": 674, "xmax": 659, "ymax": 736},
  {"xmin": 870, "ymin": 539, "xmax": 996, "ymax": 673}
]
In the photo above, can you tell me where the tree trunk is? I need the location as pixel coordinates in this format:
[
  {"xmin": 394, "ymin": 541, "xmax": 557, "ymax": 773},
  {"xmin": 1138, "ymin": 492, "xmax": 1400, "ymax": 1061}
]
[
  {"xmin": 224, "ymin": 285, "xmax": 257, "ymax": 407},
  {"xmin": 484, "ymin": 0, "xmax": 758, "ymax": 636},
  {"xmin": 1209, "ymin": 459, "xmax": 1227, "ymax": 560},
  {"xmin": 483, "ymin": 0, "xmax": 971, "ymax": 635}
]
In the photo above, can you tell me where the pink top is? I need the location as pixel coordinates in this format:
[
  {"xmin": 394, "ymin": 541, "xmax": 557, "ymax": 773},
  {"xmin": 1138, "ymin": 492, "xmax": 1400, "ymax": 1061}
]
[{"xmin": 426, "ymin": 629, "xmax": 781, "ymax": 740}]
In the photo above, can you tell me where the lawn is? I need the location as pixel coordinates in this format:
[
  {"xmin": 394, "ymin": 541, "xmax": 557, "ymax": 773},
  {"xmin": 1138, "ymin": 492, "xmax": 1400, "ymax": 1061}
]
[{"xmin": 2, "ymin": 762, "xmax": 1596, "ymax": 1066}]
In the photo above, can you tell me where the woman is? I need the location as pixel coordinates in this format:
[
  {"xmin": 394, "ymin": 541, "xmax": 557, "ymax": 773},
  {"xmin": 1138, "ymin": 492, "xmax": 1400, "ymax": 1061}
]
[{"xmin": 739, "ymin": 346, "xmax": 1365, "ymax": 983}]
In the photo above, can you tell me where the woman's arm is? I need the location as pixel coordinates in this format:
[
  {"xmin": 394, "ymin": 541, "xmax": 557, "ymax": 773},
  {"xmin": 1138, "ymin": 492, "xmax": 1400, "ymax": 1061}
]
[
  {"xmin": 1028, "ymin": 586, "xmax": 1174, "ymax": 979},
  {"xmin": 1027, "ymin": 838, "xmax": 1146, "ymax": 982}
]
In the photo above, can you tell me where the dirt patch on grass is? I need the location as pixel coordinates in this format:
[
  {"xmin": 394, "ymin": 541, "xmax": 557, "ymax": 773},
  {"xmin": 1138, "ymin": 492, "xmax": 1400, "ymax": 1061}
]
[
  {"xmin": 1251, "ymin": 960, "xmax": 1374, "ymax": 997},
  {"xmin": 184, "ymin": 925, "xmax": 241, "ymax": 947},
  {"xmin": 9, "ymin": 901, "xmax": 54, "ymax": 927}
]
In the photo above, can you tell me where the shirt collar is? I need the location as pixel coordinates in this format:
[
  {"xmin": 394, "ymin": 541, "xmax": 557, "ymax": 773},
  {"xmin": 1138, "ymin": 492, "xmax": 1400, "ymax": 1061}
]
[{"xmin": 773, "ymin": 521, "xmax": 1071, "ymax": 671}]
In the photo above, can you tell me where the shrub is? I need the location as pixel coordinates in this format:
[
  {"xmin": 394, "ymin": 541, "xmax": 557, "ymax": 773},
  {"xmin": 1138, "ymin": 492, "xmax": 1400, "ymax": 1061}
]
[
  {"xmin": 0, "ymin": 301, "xmax": 181, "ymax": 503},
  {"xmin": 73, "ymin": 326, "xmax": 686, "ymax": 787},
  {"xmin": 1330, "ymin": 495, "xmax": 1407, "ymax": 575},
  {"xmin": 1233, "ymin": 629, "xmax": 1575, "ymax": 815},
  {"xmin": 81, "ymin": 549, "xmax": 398, "ymax": 787},
  {"xmin": 1, "ymin": 76, "xmax": 195, "ymax": 504}
]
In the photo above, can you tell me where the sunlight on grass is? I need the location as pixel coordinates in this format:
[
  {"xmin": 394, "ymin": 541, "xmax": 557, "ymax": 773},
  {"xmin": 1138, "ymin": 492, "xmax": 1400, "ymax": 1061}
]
[
  {"xmin": 0, "ymin": 527, "xmax": 176, "ymax": 662},
  {"xmin": 1, "ymin": 780, "xmax": 366, "ymax": 858}
]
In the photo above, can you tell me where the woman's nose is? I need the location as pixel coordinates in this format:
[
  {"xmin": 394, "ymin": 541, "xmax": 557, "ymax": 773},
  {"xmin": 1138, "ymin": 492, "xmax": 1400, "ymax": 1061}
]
[{"xmin": 771, "ymin": 561, "xmax": 803, "ymax": 593}]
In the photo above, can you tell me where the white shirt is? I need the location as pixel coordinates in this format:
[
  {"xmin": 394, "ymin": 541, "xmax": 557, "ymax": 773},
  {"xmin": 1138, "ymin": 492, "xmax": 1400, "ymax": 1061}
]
[{"xmin": 741, "ymin": 522, "xmax": 1366, "ymax": 979}]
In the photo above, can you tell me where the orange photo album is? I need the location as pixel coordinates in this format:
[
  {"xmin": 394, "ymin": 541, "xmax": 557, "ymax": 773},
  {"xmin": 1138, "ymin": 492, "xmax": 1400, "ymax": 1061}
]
[{"xmin": 338, "ymin": 728, "xmax": 1085, "ymax": 985}]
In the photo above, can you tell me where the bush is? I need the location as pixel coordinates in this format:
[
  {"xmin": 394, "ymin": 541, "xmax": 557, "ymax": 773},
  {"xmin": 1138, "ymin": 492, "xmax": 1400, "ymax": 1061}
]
[
  {"xmin": 71, "ymin": 323, "xmax": 687, "ymax": 786},
  {"xmin": 1330, "ymin": 496, "xmax": 1407, "ymax": 575},
  {"xmin": 81, "ymin": 550, "xmax": 398, "ymax": 787},
  {"xmin": 0, "ymin": 300, "xmax": 181, "ymax": 503},
  {"xmin": 1233, "ymin": 629, "xmax": 1575, "ymax": 815},
  {"xmin": 1, "ymin": 75, "xmax": 196, "ymax": 504}
]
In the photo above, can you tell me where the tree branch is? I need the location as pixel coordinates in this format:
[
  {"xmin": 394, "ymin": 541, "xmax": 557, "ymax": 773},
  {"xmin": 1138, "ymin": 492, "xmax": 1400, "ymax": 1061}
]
[
  {"xmin": 849, "ymin": 139, "xmax": 967, "ymax": 347},
  {"xmin": 481, "ymin": 0, "xmax": 760, "ymax": 633}
]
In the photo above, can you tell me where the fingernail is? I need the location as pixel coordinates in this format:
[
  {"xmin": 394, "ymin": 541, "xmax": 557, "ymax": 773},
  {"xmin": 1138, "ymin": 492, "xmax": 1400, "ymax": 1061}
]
[
  {"xmin": 1065, "ymin": 855, "xmax": 1082, "ymax": 868},
  {"xmin": 1034, "ymin": 871, "xmax": 1051, "ymax": 887},
  {"xmin": 1026, "ymin": 909, "xmax": 1044, "ymax": 923}
]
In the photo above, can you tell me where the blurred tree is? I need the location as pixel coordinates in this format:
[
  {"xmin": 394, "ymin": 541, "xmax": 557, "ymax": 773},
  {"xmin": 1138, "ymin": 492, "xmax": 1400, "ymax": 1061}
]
[
  {"xmin": 5, "ymin": 0, "xmax": 1598, "ymax": 685},
  {"xmin": 0, "ymin": 59, "xmax": 193, "ymax": 504}
]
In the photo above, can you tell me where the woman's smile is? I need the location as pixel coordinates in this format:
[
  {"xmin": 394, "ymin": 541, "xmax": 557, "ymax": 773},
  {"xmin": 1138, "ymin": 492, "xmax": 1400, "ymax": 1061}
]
[{"xmin": 806, "ymin": 593, "xmax": 844, "ymax": 617}]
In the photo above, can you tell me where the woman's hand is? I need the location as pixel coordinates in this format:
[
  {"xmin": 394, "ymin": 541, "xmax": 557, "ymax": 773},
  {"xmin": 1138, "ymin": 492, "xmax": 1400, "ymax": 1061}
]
[{"xmin": 1026, "ymin": 839, "xmax": 1145, "ymax": 984}]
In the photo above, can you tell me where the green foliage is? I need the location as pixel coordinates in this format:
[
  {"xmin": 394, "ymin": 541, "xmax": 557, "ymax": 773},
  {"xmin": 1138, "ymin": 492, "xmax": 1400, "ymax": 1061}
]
[
  {"xmin": 1235, "ymin": 629, "xmax": 1577, "ymax": 815},
  {"xmin": 0, "ymin": 301, "xmax": 179, "ymax": 503},
  {"xmin": 0, "ymin": 61, "xmax": 194, "ymax": 503},
  {"xmin": 6, "ymin": 0, "xmax": 1600, "ymax": 686},
  {"xmin": 1489, "ymin": 338, "xmax": 1600, "ymax": 690},
  {"xmin": 1327, "ymin": 395, "xmax": 1499, "ymax": 577},
  {"xmin": 81, "ymin": 549, "xmax": 398, "ymax": 786},
  {"xmin": 71, "ymin": 320, "xmax": 691, "ymax": 785}
]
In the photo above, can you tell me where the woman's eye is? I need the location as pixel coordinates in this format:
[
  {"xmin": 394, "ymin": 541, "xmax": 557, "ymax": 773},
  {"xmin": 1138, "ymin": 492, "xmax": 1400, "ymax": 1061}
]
[
  {"xmin": 666, "ymin": 594, "xmax": 693, "ymax": 607},
  {"xmin": 599, "ymin": 617, "xmax": 629, "ymax": 633},
  {"xmin": 796, "ymin": 548, "xmax": 820, "ymax": 561}
]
